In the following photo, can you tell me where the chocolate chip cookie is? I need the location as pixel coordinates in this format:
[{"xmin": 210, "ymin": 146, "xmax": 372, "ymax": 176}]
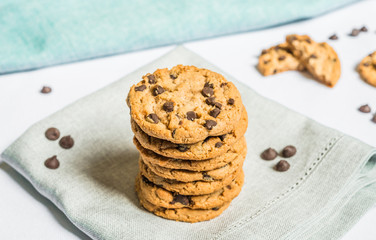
[
  {"xmin": 131, "ymin": 107, "xmax": 248, "ymax": 160},
  {"xmin": 134, "ymin": 136, "xmax": 247, "ymax": 171},
  {"xmin": 136, "ymin": 170, "xmax": 244, "ymax": 210},
  {"xmin": 139, "ymin": 157, "xmax": 242, "ymax": 195},
  {"xmin": 137, "ymin": 190, "xmax": 231, "ymax": 223},
  {"xmin": 286, "ymin": 34, "xmax": 341, "ymax": 87},
  {"xmin": 258, "ymin": 42, "xmax": 304, "ymax": 76},
  {"xmin": 127, "ymin": 65, "xmax": 243, "ymax": 144},
  {"xmin": 358, "ymin": 51, "xmax": 376, "ymax": 87}
]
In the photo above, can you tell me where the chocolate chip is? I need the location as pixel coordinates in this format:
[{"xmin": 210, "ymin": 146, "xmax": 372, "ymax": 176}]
[
  {"xmin": 170, "ymin": 194, "xmax": 191, "ymax": 206},
  {"xmin": 228, "ymin": 98, "xmax": 235, "ymax": 105},
  {"xmin": 44, "ymin": 155, "xmax": 59, "ymax": 169},
  {"xmin": 45, "ymin": 127, "xmax": 60, "ymax": 141},
  {"xmin": 203, "ymin": 173, "xmax": 213, "ymax": 181},
  {"xmin": 212, "ymin": 207, "xmax": 220, "ymax": 211},
  {"xmin": 178, "ymin": 120, "xmax": 183, "ymax": 125},
  {"xmin": 135, "ymin": 85, "xmax": 146, "ymax": 91},
  {"xmin": 220, "ymin": 82, "xmax": 228, "ymax": 87},
  {"xmin": 172, "ymin": 129, "xmax": 176, "ymax": 138},
  {"xmin": 205, "ymin": 97, "xmax": 216, "ymax": 106},
  {"xmin": 204, "ymin": 120, "xmax": 217, "ymax": 130},
  {"xmin": 329, "ymin": 34, "xmax": 338, "ymax": 40},
  {"xmin": 282, "ymin": 145, "xmax": 297, "ymax": 158},
  {"xmin": 209, "ymin": 108, "xmax": 221, "ymax": 118},
  {"xmin": 162, "ymin": 101, "xmax": 174, "ymax": 112},
  {"xmin": 170, "ymin": 74, "xmax": 177, "ymax": 80},
  {"xmin": 226, "ymin": 185, "xmax": 232, "ymax": 190},
  {"xmin": 40, "ymin": 86, "xmax": 52, "ymax": 94},
  {"xmin": 219, "ymin": 134, "xmax": 227, "ymax": 141},
  {"xmin": 152, "ymin": 85, "xmax": 165, "ymax": 96},
  {"xmin": 360, "ymin": 26, "xmax": 368, "ymax": 32},
  {"xmin": 278, "ymin": 56, "xmax": 286, "ymax": 61},
  {"xmin": 349, "ymin": 29, "xmax": 360, "ymax": 36},
  {"xmin": 264, "ymin": 60, "xmax": 269, "ymax": 64},
  {"xmin": 276, "ymin": 160, "xmax": 290, "ymax": 172},
  {"xmin": 261, "ymin": 49, "xmax": 267, "ymax": 55},
  {"xmin": 160, "ymin": 142, "xmax": 178, "ymax": 150},
  {"xmin": 310, "ymin": 54, "xmax": 317, "ymax": 59},
  {"xmin": 273, "ymin": 69, "xmax": 277, "ymax": 74},
  {"xmin": 202, "ymin": 87, "xmax": 214, "ymax": 97},
  {"xmin": 147, "ymin": 113, "xmax": 160, "ymax": 124},
  {"xmin": 214, "ymin": 102, "xmax": 222, "ymax": 109},
  {"xmin": 186, "ymin": 111, "xmax": 196, "ymax": 121},
  {"xmin": 215, "ymin": 142, "xmax": 223, "ymax": 148},
  {"xmin": 359, "ymin": 104, "xmax": 371, "ymax": 113},
  {"xmin": 363, "ymin": 62, "xmax": 370, "ymax": 67},
  {"xmin": 142, "ymin": 175, "xmax": 153, "ymax": 185},
  {"xmin": 261, "ymin": 148, "xmax": 277, "ymax": 160},
  {"xmin": 177, "ymin": 145, "xmax": 189, "ymax": 152},
  {"xmin": 147, "ymin": 74, "xmax": 156, "ymax": 84},
  {"xmin": 372, "ymin": 115, "xmax": 376, "ymax": 123},
  {"xmin": 59, "ymin": 136, "xmax": 74, "ymax": 149},
  {"xmin": 305, "ymin": 39, "xmax": 311, "ymax": 44},
  {"xmin": 204, "ymin": 82, "xmax": 214, "ymax": 88}
]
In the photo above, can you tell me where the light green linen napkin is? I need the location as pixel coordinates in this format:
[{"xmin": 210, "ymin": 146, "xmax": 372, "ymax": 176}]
[{"xmin": 1, "ymin": 46, "xmax": 376, "ymax": 240}]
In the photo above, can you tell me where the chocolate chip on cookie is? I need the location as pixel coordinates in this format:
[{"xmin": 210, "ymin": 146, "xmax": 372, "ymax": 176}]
[
  {"xmin": 162, "ymin": 101, "xmax": 174, "ymax": 112},
  {"xmin": 170, "ymin": 194, "xmax": 191, "ymax": 205},
  {"xmin": 202, "ymin": 87, "xmax": 214, "ymax": 97},
  {"xmin": 147, "ymin": 74, "xmax": 156, "ymax": 84},
  {"xmin": 177, "ymin": 145, "xmax": 190, "ymax": 152},
  {"xmin": 147, "ymin": 113, "xmax": 160, "ymax": 124},
  {"xmin": 261, "ymin": 148, "xmax": 277, "ymax": 160},
  {"xmin": 282, "ymin": 145, "xmax": 297, "ymax": 158},
  {"xmin": 359, "ymin": 104, "xmax": 371, "ymax": 113},
  {"xmin": 135, "ymin": 85, "xmax": 146, "ymax": 92},
  {"xmin": 170, "ymin": 74, "xmax": 177, "ymax": 79},
  {"xmin": 204, "ymin": 120, "xmax": 217, "ymax": 130},
  {"xmin": 219, "ymin": 134, "xmax": 227, "ymax": 141},
  {"xmin": 186, "ymin": 111, "xmax": 196, "ymax": 121},
  {"xmin": 329, "ymin": 34, "xmax": 338, "ymax": 40},
  {"xmin": 203, "ymin": 173, "xmax": 214, "ymax": 181},
  {"xmin": 228, "ymin": 98, "xmax": 235, "ymax": 105},
  {"xmin": 209, "ymin": 108, "xmax": 221, "ymax": 118},
  {"xmin": 276, "ymin": 160, "xmax": 290, "ymax": 172},
  {"xmin": 152, "ymin": 85, "xmax": 165, "ymax": 96},
  {"xmin": 205, "ymin": 97, "xmax": 216, "ymax": 106},
  {"xmin": 215, "ymin": 142, "xmax": 223, "ymax": 148}
]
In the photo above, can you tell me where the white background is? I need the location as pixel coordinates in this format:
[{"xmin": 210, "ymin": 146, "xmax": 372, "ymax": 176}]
[{"xmin": 0, "ymin": 1, "xmax": 375, "ymax": 239}]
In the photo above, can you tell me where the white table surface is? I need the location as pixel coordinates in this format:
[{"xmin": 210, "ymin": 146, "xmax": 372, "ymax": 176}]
[{"xmin": 1, "ymin": 1, "xmax": 375, "ymax": 239}]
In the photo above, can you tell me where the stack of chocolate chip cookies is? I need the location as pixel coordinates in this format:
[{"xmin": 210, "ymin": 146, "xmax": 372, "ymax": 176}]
[{"xmin": 127, "ymin": 65, "xmax": 248, "ymax": 223}]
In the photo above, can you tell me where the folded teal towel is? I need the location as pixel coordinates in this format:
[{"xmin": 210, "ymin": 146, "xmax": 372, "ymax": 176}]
[{"xmin": 0, "ymin": 0, "xmax": 358, "ymax": 74}]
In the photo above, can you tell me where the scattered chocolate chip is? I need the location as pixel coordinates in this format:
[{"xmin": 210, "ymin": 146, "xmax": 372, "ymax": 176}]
[
  {"xmin": 202, "ymin": 87, "xmax": 214, "ymax": 97},
  {"xmin": 162, "ymin": 101, "xmax": 174, "ymax": 112},
  {"xmin": 282, "ymin": 145, "xmax": 297, "ymax": 158},
  {"xmin": 226, "ymin": 185, "xmax": 232, "ymax": 190},
  {"xmin": 228, "ymin": 98, "xmax": 235, "ymax": 105},
  {"xmin": 261, "ymin": 148, "xmax": 278, "ymax": 160},
  {"xmin": 372, "ymin": 115, "xmax": 376, "ymax": 123},
  {"xmin": 359, "ymin": 104, "xmax": 371, "ymax": 113},
  {"xmin": 135, "ymin": 85, "xmax": 146, "ymax": 91},
  {"xmin": 59, "ymin": 136, "xmax": 74, "ymax": 149},
  {"xmin": 186, "ymin": 111, "xmax": 196, "ymax": 121},
  {"xmin": 204, "ymin": 120, "xmax": 217, "ymax": 130},
  {"xmin": 44, "ymin": 155, "xmax": 59, "ymax": 169},
  {"xmin": 203, "ymin": 173, "xmax": 214, "ymax": 181},
  {"xmin": 142, "ymin": 175, "xmax": 153, "ymax": 185},
  {"xmin": 360, "ymin": 26, "xmax": 368, "ymax": 32},
  {"xmin": 212, "ymin": 207, "xmax": 220, "ymax": 211},
  {"xmin": 147, "ymin": 74, "xmax": 156, "ymax": 84},
  {"xmin": 310, "ymin": 54, "xmax": 317, "ymax": 59},
  {"xmin": 219, "ymin": 134, "xmax": 227, "ymax": 141},
  {"xmin": 152, "ymin": 85, "xmax": 165, "ymax": 96},
  {"xmin": 333, "ymin": 58, "xmax": 337, "ymax": 62},
  {"xmin": 278, "ymin": 56, "xmax": 286, "ymax": 61},
  {"xmin": 209, "ymin": 108, "xmax": 221, "ymax": 118},
  {"xmin": 177, "ymin": 145, "xmax": 189, "ymax": 152},
  {"xmin": 205, "ymin": 97, "xmax": 216, "ymax": 106},
  {"xmin": 305, "ymin": 39, "xmax": 311, "ymax": 44},
  {"xmin": 349, "ymin": 28, "xmax": 360, "ymax": 37},
  {"xmin": 204, "ymin": 82, "xmax": 214, "ymax": 88},
  {"xmin": 178, "ymin": 120, "xmax": 183, "ymax": 125},
  {"xmin": 172, "ymin": 129, "xmax": 176, "ymax": 138},
  {"xmin": 329, "ymin": 34, "xmax": 338, "ymax": 40},
  {"xmin": 160, "ymin": 142, "xmax": 178, "ymax": 150},
  {"xmin": 214, "ymin": 102, "xmax": 222, "ymax": 109},
  {"xmin": 273, "ymin": 69, "xmax": 277, "ymax": 74},
  {"xmin": 276, "ymin": 160, "xmax": 290, "ymax": 172},
  {"xmin": 363, "ymin": 62, "xmax": 370, "ymax": 67},
  {"xmin": 215, "ymin": 142, "xmax": 223, "ymax": 148},
  {"xmin": 45, "ymin": 127, "xmax": 60, "ymax": 141},
  {"xmin": 220, "ymin": 82, "xmax": 228, "ymax": 87},
  {"xmin": 147, "ymin": 113, "xmax": 160, "ymax": 124},
  {"xmin": 261, "ymin": 49, "xmax": 267, "ymax": 55},
  {"xmin": 40, "ymin": 86, "xmax": 52, "ymax": 94},
  {"xmin": 170, "ymin": 194, "xmax": 190, "ymax": 205},
  {"xmin": 170, "ymin": 74, "xmax": 177, "ymax": 80}
]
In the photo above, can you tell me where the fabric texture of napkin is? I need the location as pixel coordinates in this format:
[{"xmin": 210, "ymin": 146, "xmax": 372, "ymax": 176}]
[
  {"xmin": 2, "ymin": 46, "xmax": 376, "ymax": 240},
  {"xmin": 0, "ymin": 0, "xmax": 359, "ymax": 74}
]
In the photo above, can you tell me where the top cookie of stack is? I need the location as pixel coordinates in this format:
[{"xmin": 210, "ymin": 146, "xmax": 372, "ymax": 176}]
[{"xmin": 127, "ymin": 65, "xmax": 243, "ymax": 144}]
